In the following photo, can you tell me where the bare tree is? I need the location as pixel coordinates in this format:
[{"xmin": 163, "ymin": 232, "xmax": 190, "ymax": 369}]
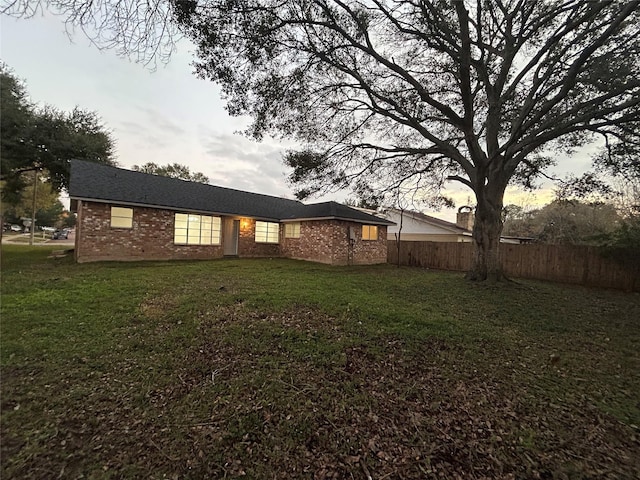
[{"xmin": 2, "ymin": 0, "xmax": 180, "ymax": 66}]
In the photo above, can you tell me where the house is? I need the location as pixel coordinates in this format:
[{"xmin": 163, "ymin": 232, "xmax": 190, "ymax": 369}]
[
  {"xmin": 381, "ymin": 207, "xmax": 474, "ymax": 242},
  {"xmin": 68, "ymin": 160, "xmax": 394, "ymax": 265},
  {"xmin": 381, "ymin": 206, "xmax": 534, "ymax": 244}
]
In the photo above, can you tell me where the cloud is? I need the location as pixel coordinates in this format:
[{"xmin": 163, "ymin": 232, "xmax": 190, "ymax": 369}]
[
  {"xmin": 193, "ymin": 130, "xmax": 292, "ymax": 196},
  {"xmin": 116, "ymin": 120, "xmax": 148, "ymax": 133},
  {"xmin": 136, "ymin": 106, "xmax": 187, "ymax": 136}
]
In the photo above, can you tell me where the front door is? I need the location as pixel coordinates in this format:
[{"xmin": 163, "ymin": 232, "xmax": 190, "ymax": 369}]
[{"xmin": 223, "ymin": 219, "xmax": 240, "ymax": 255}]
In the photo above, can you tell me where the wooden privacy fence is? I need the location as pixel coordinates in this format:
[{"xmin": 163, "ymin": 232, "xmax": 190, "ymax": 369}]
[{"xmin": 388, "ymin": 241, "xmax": 640, "ymax": 292}]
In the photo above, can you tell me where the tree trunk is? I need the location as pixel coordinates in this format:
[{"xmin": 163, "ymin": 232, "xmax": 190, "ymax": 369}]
[{"xmin": 466, "ymin": 182, "xmax": 507, "ymax": 282}]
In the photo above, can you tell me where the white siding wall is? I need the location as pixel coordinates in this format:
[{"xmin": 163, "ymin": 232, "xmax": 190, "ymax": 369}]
[{"xmin": 384, "ymin": 211, "xmax": 458, "ymax": 236}]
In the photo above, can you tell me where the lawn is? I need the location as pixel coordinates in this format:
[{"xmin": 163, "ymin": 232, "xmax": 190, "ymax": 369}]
[{"xmin": 1, "ymin": 245, "xmax": 639, "ymax": 479}]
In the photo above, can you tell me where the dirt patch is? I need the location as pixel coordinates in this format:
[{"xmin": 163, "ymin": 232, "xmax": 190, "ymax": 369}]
[{"xmin": 138, "ymin": 294, "xmax": 179, "ymax": 320}]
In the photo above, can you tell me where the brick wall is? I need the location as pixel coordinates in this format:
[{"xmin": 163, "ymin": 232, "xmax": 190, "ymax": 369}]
[
  {"xmin": 76, "ymin": 201, "xmax": 387, "ymax": 265},
  {"xmin": 281, "ymin": 221, "xmax": 335, "ymax": 264},
  {"xmin": 76, "ymin": 201, "xmax": 225, "ymax": 263},
  {"xmin": 354, "ymin": 222, "xmax": 388, "ymax": 265},
  {"xmin": 332, "ymin": 220, "xmax": 388, "ymax": 265},
  {"xmin": 281, "ymin": 220, "xmax": 387, "ymax": 265},
  {"xmin": 237, "ymin": 218, "xmax": 281, "ymax": 258}
]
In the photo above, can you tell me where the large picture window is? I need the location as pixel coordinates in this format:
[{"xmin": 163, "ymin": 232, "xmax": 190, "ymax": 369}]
[
  {"xmin": 362, "ymin": 225, "xmax": 378, "ymax": 241},
  {"xmin": 111, "ymin": 206, "xmax": 133, "ymax": 228},
  {"xmin": 255, "ymin": 221, "xmax": 280, "ymax": 243},
  {"xmin": 284, "ymin": 222, "xmax": 301, "ymax": 239},
  {"xmin": 174, "ymin": 213, "xmax": 221, "ymax": 245}
]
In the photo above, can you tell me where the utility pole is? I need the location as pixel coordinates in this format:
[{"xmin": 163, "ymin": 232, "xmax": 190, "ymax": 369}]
[{"xmin": 29, "ymin": 168, "xmax": 38, "ymax": 246}]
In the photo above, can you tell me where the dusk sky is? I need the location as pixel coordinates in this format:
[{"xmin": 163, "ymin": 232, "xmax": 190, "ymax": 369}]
[{"xmin": 1, "ymin": 12, "xmax": 597, "ymax": 220}]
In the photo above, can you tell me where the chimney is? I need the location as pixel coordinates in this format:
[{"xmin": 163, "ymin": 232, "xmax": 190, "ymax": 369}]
[{"xmin": 456, "ymin": 206, "xmax": 474, "ymax": 231}]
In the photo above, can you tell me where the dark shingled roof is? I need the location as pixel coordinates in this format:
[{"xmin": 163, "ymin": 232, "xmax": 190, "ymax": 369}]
[
  {"xmin": 281, "ymin": 201, "xmax": 394, "ymax": 225},
  {"xmin": 69, "ymin": 160, "xmax": 394, "ymax": 225}
]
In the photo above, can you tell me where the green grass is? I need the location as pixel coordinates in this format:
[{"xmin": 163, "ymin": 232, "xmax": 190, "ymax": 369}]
[{"xmin": 2, "ymin": 245, "xmax": 639, "ymax": 479}]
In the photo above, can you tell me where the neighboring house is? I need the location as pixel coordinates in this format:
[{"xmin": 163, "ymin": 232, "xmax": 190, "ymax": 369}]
[
  {"xmin": 68, "ymin": 160, "xmax": 393, "ymax": 265},
  {"xmin": 381, "ymin": 207, "xmax": 474, "ymax": 242},
  {"xmin": 380, "ymin": 207, "xmax": 533, "ymax": 244},
  {"xmin": 498, "ymin": 235, "xmax": 535, "ymax": 245}
]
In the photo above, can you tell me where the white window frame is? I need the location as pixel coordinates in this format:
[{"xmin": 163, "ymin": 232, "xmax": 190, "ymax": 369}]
[
  {"xmin": 255, "ymin": 221, "xmax": 280, "ymax": 244},
  {"xmin": 362, "ymin": 225, "xmax": 378, "ymax": 241},
  {"xmin": 110, "ymin": 206, "xmax": 133, "ymax": 229},
  {"xmin": 174, "ymin": 213, "xmax": 221, "ymax": 245},
  {"xmin": 284, "ymin": 222, "xmax": 301, "ymax": 239}
]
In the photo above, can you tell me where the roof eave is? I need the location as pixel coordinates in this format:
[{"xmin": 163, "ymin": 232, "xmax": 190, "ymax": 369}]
[{"xmin": 282, "ymin": 216, "xmax": 395, "ymax": 226}]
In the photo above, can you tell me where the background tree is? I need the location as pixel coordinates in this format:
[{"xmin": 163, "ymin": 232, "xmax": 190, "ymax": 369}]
[
  {"xmin": 502, "ymin": 204, "xmax": 533, "ymax": 237},
  {"xmin": 33, "ymin": 106, "xmax": 117, "ymax": 192},
  {"xmin": 0, "ymin": 65, "xmax": 116, "ymax": 203},
  {"xmin": 1, "ymin": 172, "xmax": 64, "ymax": 227},
  {"xmin": 599, "ymin": 175, "xmax": 640, "ymax": 270},
  {"xmin": 59, "ymin": 210, "xmax": 77, "ymax": 229},
  {"xmin": 604, "ymin": 169, "xmax": 640, "ymax": 219},
  {"xmin": 503, "ymin": 200, "xmax": 621, "ymax": 245},
  {"xmin": 6, "ymin": 1, "xmax": 640, "ymax": 281},
  {"xmin": 36, "ymin": 201, "xmax": 66, "ymax": 229},
  {"xmin": 132, "ymin": 162, "xmax": 209, "ymax": 183},
  {"xmin": 0, "ymin": 64, "xmax": 34, "ymax": 205}
]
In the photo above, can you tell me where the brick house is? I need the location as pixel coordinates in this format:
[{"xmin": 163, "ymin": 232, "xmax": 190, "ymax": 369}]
[{"xmin": 69, "ymin": 160, "xmax": 393, "ymax": 265}]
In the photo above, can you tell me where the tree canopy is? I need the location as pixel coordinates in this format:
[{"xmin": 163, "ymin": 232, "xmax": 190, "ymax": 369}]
[
  {"xmin": 132, "ymin": 162, "xmax": 209, "ymax": 183},
  {"xmin": 0, "ymin": 65, "xmax": 116, "ymax": 203},
  {"xmin": 6, "ymin": 1, "xmax": 639, "ymax": 281}
]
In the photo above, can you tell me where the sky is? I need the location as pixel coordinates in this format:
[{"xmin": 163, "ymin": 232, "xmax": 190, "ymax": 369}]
[
  {"xmin": 1, "ymin": 13, "xmax": 301, "ymax": 205},
  {"xmin": 1, "ymin": 12, "xmax": 595, "ymax": 222}
]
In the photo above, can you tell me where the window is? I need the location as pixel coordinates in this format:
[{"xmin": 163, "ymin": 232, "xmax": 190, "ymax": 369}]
[
  {"xmin": 255, "ymin": 221, "xmax": 279, "ymax": 243},
  {"xmin": 284, "ymin": 222, "xmax": 301, "ymax": 238},
  {"xmin": 174, "ymin": 213, "xmax": 221, "ymax": 245},
  {"xmin": 362, "ymin": 225, "xmax": 378, "ymax": 240},
  {"xmin": 111, "ymin": 206, "xmax": 133, "ymax": 228}
]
